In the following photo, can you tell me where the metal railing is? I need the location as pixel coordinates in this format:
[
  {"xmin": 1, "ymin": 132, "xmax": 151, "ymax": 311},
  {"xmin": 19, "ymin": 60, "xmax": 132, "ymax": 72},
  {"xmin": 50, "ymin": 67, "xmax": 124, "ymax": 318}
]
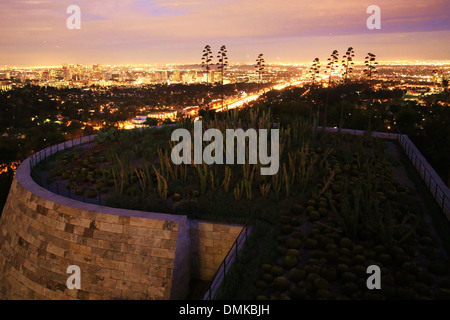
[
  {"xmin": 29, "ymin": 134, "xmax": 104, "ymax": 205},
  {"xmin": 318, "ymin": 126, "xmax": 450, "ymax": 219},
  {"xmin": 397, "ymin": 134, "xmax": 450, "ymax": 218},
  {"xmin": 202, "ymin": 223, "xmax": 251, "ymax": 300},
  {"xmin": 28, "ymin": 125, "xmax": 177, "ymax": 206}
]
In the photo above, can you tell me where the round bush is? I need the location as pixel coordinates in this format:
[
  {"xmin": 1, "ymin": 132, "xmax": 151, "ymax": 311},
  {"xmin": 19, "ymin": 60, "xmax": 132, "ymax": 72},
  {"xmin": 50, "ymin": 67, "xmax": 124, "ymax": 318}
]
[
  {"xmin": 273, "ymin": 277, "xmax": 290, "ymax": 291},
  {"xmin": 284, "ymin": 256, "xmax": 298, "ymax": 268},
  {"xmin": 86, "ymin": 189, "xmax": 98, "ymax": 199},
  {"xmin": 289, "ymin": 286, "xmax": 306, "ymax": 299},
  {"xmin": 255, "ymin": 280, "xmax": 268, "ymax": 289},
  {"xmin": 341, "ymin": 272, "xmax": 357, "ymax": 283},
  {"xmin": 100, "ymin": 186, "xmax": 108, "ymax": 194},
  {"xmin": 318, "ymin": 208, "xmax": 328, "ymax": 217},
  {"xmin": 309, "ymin": 211, "xmax": 321, "ymax": 221},
  {"xmin": 271, "ymin": 266, "xmax": 284, "ymax": 277},
  {"xmin": 276, "ymin": 246, "xmax": 288, "ymax": 256},
  {"xmin": 285, "ymin": 238, "xmax": 301, "ymax": 249},
  {"xmin": 261, "ymin": 264, "xmax": 272, "ymax": 273},
  {"xmin": 313, "ymin": 278, "xmax": 330, "ymax": 291},
  {"xmin": 339, "ymin": 237, "xmax": 352, "ymax": 249},
  {"xmin": 289, "ymin": 269, "xmax": 305, "ymax": 282},
  {"xmin": 291, "ymin": 204, "xmax": 304, "ymax": 215},
  {"xmin": 262, "ymin": 273, "xmax": 273, "ymax": 282},
  {"xmin": 286, "ymin": 249, "xmax": 299, "ymax": 257},
  {"xmin": 305, "ymin": 239, "xmax": 318, "ymax": 249}
]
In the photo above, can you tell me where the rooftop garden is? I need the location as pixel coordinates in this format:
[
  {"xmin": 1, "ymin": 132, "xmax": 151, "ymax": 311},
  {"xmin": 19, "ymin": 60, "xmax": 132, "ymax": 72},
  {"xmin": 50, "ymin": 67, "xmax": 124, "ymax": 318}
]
[{"xmin": 34, "ymin": 102, "xmax": 450, "ymax": 300}]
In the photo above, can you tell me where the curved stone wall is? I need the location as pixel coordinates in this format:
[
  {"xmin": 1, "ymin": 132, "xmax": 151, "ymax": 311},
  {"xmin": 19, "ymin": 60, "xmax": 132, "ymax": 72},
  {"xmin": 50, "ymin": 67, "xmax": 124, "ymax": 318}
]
[
  {"xmin": 0, "ymin": 142, "xmax": 244, "ymax": 301},
  {"xmin": 0, "ymin": 156, "xmax": 191, "ymax": 299}
]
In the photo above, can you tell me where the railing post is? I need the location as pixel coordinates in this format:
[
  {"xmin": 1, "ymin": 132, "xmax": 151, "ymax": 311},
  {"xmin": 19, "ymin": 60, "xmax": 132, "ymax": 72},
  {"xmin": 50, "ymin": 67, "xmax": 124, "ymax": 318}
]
[
  {"xmin": 435, "ymin": 183, "xmax": 439, "ymax": 199},
  {"xmin": 223, "ymin": 259, "xmax": 226, "ymax": 282}
]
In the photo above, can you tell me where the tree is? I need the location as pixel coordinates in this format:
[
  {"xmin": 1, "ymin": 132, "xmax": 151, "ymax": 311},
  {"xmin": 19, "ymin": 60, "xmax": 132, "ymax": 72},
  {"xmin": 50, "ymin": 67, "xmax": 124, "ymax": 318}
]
[
  {"xmin": 309, "ymin": 58, "xmax": 321, "ymax": 87},
  {"xmin": 217, "ymin": 45, "xmax": 228, "ymax": 85},
  {"xmin": 341, "ymin": 47, "xmax": 355, "ymax": 84},
  {"xmin": 364, "ymin": 53, "xmax": 378, "ymax": 79},
  {"xmin": 325, "ymin": 50, "xmax": 339, "ymax": 87},
  {"xmin": 201, "ymin": 45, "xmax": 214, "ymax": 84},
  {"xmin": 217, "ymin": 45, "xmax": 229, "ymax": 110},
  {"xmin": 255, "ymin": 53, "xmax": 265, "ymax": 93},
  {"xmin": 323, "ymin": 50, "xmax": 339, "ymax": 127}
]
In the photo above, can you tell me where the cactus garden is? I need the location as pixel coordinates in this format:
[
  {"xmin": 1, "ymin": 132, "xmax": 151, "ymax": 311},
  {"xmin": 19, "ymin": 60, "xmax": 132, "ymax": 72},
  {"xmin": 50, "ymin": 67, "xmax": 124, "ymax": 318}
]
[{"xmin": 35, "ymin": 103, "xmax": 450, "ymax": 300}]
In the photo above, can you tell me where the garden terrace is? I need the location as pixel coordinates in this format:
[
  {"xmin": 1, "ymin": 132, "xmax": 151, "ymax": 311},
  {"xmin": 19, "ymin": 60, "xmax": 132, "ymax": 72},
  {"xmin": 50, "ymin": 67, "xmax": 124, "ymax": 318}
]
[{"xmin": 32, "ymin": 106, "xmax": 450, "ymax": 300}]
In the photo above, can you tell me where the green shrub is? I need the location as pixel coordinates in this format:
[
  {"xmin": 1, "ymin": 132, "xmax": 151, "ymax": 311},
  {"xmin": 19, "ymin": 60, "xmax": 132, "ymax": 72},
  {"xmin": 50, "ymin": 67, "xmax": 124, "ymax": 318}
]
[
  {"xmin": 285, "ymin": 238, "xmax": 301, "ymax": 249},
  {"xmin": 283, "ymin": 256, "xmax": 298, "ymax": 268},
  {"xmin": 339, "ymin": 237, "xmax": 352, "ymax": 249},
  {"xmin": 289, "ymin": 269, "xmax": 305, "ymax": 282},
  {"xmin": 286, "ymin": 249, "xmax": 299, "ymax": 257},
  {"xmin": 261, "ymin": 264, "xmax": 272, "ymax": 273},
  {"xmin": 305, "ymin": 239, "xmax": 318, "ymax": 249},
  {"xmin": 262, "ymin": 273, "xmax": 273, "ymax": 282},
  {"xmin": 291, "ymin": 204, "xmax": 304, "ymax": 215},
  {"xmin": 86, "ymin": 189, "xmax": 98, "ymax": 198},
  {"xmin": 271, "ymin": 266, "xmax": 284, "ymax": 277},
  {"xmin": 309, "ymin": 211, "xmax": 320, "ymax": 221},
  {"xmin": 273, "ymin": 277, "xmax": 290, "ymax": 291}
]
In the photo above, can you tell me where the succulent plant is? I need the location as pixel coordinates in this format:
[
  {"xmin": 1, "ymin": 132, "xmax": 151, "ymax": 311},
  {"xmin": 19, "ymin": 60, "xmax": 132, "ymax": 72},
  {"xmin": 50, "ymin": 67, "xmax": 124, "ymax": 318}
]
[
  {"xmin": 284, "ymin": 255, "xmax": 298, "ymax": 268},
  {"xmin": 273, "ymin": 277, "xmax": 290, "ymax": 292},
  {"xmin": 271, "ymin": 266, "xmax": 284, "ymax": 277},
  {"xmin": 285, "ymin": 238, "xmax": 301, "ymax": 249},
  {"xmin": 86, "ymin": 189, "xmax": 98, "ymax": 198}
]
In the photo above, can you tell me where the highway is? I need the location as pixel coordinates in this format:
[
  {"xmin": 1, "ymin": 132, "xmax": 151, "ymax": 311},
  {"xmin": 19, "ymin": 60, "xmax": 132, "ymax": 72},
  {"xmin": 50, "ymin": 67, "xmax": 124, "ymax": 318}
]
[{"xmin": 214, "ymin": 80, "xmax": 308, "ymax": 113}]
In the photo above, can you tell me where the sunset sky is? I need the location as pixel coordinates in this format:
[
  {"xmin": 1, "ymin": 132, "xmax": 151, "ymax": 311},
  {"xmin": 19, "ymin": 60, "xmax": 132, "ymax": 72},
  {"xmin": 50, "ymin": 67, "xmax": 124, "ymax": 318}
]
[{"xmin": 0, "ymin": 0, "xmax": 449, "ymax": 66}]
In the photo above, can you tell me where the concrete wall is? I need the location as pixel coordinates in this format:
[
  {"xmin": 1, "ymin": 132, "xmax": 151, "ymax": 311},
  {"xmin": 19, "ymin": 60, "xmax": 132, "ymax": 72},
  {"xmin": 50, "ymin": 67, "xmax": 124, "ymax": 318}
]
[
  {"xmin": 0, "ymin": 156, "xmax": 245, "ymax": 300},
  {"xmin": 189, "ymin": 221, "xmax": 244, "ymax": 281},
  {"xmin": 0, "ymin": 157, "xmax": 189, "ymax": 299},
  {"xmin": 0, "ymin": 134, "xmax": 248, "ymax": 300}
]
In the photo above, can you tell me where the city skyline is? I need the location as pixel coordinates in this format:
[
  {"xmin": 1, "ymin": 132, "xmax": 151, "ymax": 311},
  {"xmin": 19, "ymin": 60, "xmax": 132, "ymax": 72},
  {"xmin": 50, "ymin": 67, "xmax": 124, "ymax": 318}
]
[{"xmin": 1, "ymin": 0, "xmax": 449, "ymax": 66}]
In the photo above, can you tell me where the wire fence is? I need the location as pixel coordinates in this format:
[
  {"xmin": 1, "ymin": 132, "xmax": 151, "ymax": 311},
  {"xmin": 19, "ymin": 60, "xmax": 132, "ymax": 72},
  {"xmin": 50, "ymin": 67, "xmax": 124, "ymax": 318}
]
[
  {"xmin": 202, "ymin": 223, "xmax": 251, "ymax": 300},
  {"xmin": 318, "ymin": 126, "xmax": 450, "ymax": 219},
  {"xmin": 397, "ymin": 134, "xmax": 450, "ymax": 219},
  {"xmin": 29, "ymin": 134, "xmax": 105, "ymax": 205}
]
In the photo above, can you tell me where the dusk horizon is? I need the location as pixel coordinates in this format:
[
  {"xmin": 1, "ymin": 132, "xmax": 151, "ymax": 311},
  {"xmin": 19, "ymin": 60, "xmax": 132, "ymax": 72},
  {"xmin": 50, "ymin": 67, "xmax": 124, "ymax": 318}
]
[{"xmin": 1, "ymin": 0, "xmax": 449, "ymax": 66}]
